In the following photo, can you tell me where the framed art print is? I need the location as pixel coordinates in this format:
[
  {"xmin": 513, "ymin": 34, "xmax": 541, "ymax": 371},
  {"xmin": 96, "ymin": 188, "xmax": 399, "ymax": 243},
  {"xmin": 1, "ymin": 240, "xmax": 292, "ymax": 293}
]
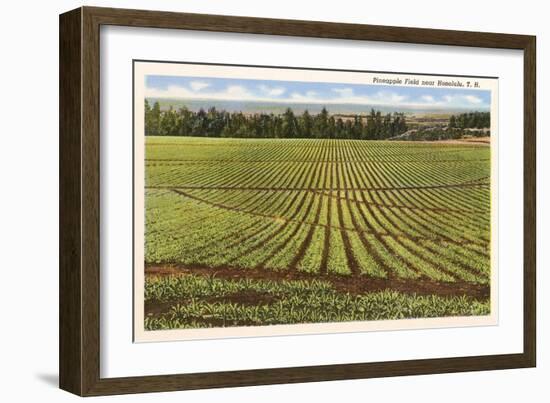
[
  {"xmin": 59, "ymin": 6, "xmax": 536, "ymax": 396},
  {"xmin": 133, "ymin": 61, "xmax": 499, "ymax": 342}
]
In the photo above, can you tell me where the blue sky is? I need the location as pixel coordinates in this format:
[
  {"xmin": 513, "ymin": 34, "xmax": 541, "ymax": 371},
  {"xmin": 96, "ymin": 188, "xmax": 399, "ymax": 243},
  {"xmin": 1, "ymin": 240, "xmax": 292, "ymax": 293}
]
[{"xmin": 145, "ymin": 75, "xmax": 491, "ymax": 110}]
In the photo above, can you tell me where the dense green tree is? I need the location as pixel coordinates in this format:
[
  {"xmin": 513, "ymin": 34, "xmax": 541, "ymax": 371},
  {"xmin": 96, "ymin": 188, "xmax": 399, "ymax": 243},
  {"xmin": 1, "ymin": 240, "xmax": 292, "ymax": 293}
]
[
  {"xmin": 144, "ymin": 102, "xmax": 409, "ymax": 140},
  {"xmin": 327, "ymin": 116, "xmax": 336, "ymax": 139},
  {"xmin": 282, "ymin": 108, "xmax": 298, "ymax": 138},
  {"xmin": 449, "ymin": 115, "xmax": 457, "ymax": 129},
  {"xmin": 447, "ymin": 112, "xmax": 490, "ymax": 131},
  {"xmin": 374, "ymin": 111, "xmax": 383, "ymax": 139},
  {"xmin": 313, "ymin": 107, "xmax": 329, "ymax": 138},
  {"xmin": 335, "ymin": 118, "xmax": 345, "ymax": 139},
  {"xmin": 364, "ymin": 110, "xmax": 376, "ymax": 140},
  {"xmin": 298, "ymin": 110, "xmax": 314, "ymax": 138},
  {"xmin": 352, "ymin": 116, "xmax": 362, "ymax": 139},
  {"xmin": 145, "ymin": 100, "xmax": 161, "ymax": 135},
  {"xmin": 450, "ymin": 111, "xmax": 489, "ymax": 129},
  {"xmin": 159, "ymin": 107, "xmax": 178, "ymax": 135}
]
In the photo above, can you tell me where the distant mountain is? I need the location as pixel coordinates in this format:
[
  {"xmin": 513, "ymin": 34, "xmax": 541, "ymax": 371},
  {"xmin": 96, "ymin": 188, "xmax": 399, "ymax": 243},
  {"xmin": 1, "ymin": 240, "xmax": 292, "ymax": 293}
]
[{"xmin": 146, "ymin": 98, "xmax": 489, "ymax": 116}]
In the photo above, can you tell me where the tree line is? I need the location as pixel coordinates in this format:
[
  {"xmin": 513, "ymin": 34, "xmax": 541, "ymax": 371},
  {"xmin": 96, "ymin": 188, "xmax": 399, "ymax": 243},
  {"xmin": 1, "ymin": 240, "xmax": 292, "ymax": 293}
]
[
  {"xmin": 144, "ymin": 100, "xmax": 408, "ymax": 140},
  {"xmin": 449, "ymin": 111, "xmax": 490, "ymax": 129},
  {"xmin": 399, "ymin": 111, "xmax": 491, "ymax": 141}
]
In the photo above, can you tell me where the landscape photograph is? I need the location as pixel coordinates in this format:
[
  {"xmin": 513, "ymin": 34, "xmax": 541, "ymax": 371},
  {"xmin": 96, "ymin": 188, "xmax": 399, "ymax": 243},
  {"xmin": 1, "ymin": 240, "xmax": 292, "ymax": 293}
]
[{"xmin": 137, "ymin": 65, "xmax": 494, "ymax": 336}]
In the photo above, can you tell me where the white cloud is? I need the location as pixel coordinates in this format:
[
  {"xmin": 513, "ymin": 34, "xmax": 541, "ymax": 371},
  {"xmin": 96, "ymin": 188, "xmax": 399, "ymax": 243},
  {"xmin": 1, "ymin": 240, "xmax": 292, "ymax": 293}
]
[
  {"xmin": 441, "ymin": 94, "xmax": 484, "ymax": 107},
  {"xmin": 189, "ymin": 81, "xmax": 210, "ymax": 91},
  {"xmin": 145, "ymin": 85, "xmax": 194, "ymax": 99},
  {"xmin": 290, "ymin": 91, "xmax": 319, "ymax": 102},
  {"xmin": 464, "ymin": 95, "xmax": 483, "ymax": 104},
  {"xmin": 224, "ymin": 85, "xmax": 251, "ymax": 98},
  {"xmin": 290, "ymin": 92, "xmax": 307, "ymax": 101},
  {"xmin": 258, "ymin": 84, "xmax": 286, "ymax": 96},
  {"xmin": 145, "ymin": 82, "xmax": 488, "ymax": 110},
  {"xmin": 289, "ymin": 89, "xmax": 409, "ymax": 106},
  {"xmin": 145, "ymin": 84, "xmax": 255, "ymax": 101},
  {"xmin": 371, "ymin": 91, "xmax": 408, "ymax": 104},
  {"xmin": 332, "ymin": 88, "xmax": 354, "ymax": 97}
]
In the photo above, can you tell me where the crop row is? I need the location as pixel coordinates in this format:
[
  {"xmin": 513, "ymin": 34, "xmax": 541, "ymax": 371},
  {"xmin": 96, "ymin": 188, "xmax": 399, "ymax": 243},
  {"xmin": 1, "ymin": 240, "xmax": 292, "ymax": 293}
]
[{"xmin": 145, "ymin": 138, "xmax": 491, "ymax": 284}]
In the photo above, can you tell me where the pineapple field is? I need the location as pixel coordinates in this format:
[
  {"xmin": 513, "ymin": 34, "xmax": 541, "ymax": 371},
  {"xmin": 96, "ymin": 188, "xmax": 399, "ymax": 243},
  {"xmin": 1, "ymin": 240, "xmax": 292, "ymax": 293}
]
[{"xmin": 143, "ymin": 136, "xmax": 491, "ymax": 329}]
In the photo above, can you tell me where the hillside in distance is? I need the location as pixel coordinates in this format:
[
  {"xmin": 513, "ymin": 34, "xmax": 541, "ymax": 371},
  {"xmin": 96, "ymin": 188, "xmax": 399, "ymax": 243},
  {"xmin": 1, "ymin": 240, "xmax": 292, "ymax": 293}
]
[{"xmin": 147, "ymin": 97, "xmax": 489, "ymax": 115}]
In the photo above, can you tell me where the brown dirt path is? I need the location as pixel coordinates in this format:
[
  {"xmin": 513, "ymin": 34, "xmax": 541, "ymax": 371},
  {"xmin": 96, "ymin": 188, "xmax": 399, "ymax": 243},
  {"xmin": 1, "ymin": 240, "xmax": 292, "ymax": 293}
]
[{"xmin": 145, "ymin": 264, "xmax": 490, "ymax": 300}]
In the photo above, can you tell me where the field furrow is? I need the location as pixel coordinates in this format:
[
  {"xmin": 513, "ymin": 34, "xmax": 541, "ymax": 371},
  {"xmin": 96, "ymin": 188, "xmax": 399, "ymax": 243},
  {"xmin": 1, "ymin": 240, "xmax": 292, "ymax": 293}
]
[{"xmin": 145, "ymin": 136, "xmax": 491, "ymax": 289}]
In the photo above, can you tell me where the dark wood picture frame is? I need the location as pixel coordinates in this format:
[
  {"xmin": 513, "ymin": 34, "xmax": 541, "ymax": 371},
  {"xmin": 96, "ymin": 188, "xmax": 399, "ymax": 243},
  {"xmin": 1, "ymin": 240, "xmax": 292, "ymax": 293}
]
[{"xmin": 59, "ymin": 6, "xmax": 536, "ymax": 396}]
